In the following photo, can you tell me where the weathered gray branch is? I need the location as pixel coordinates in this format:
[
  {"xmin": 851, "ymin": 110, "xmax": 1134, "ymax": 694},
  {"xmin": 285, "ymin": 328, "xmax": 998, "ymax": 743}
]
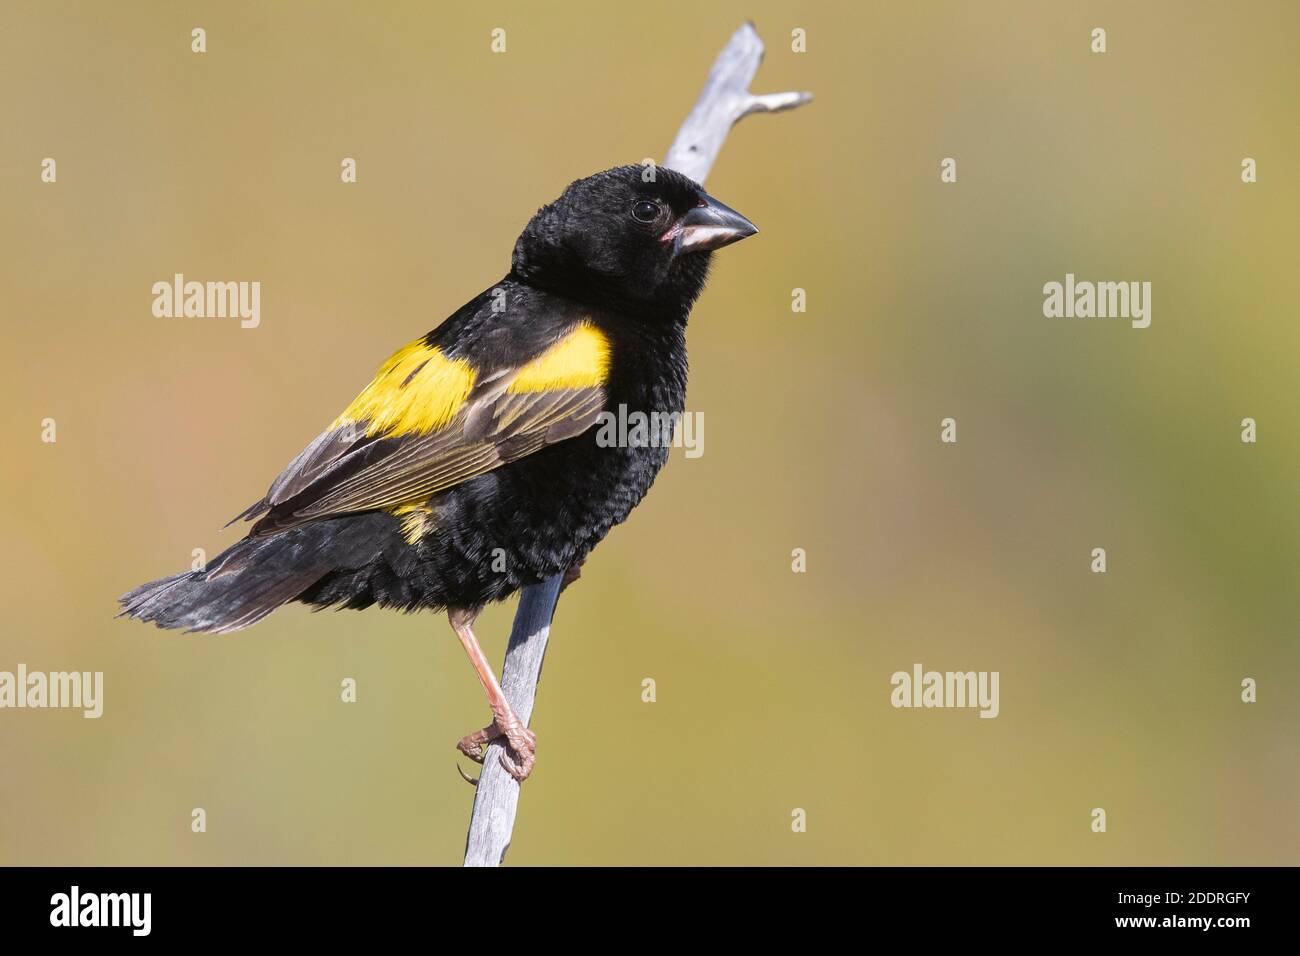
[
  {"xmin": 663, "ymin": 22, "xmax": 813, "ymax": 183},
  {"xmin": 461, "ymin": 573, "xmax": 562, "ymax": 866},
  {"xmin": 462, "ymin": 20, "xmax": 811, "ymax": 867}
]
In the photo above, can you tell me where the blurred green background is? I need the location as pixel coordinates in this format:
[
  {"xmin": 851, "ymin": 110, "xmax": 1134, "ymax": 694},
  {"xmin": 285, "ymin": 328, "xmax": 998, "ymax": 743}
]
[{"xmin": 2, "ymin": 0, "xmax": 1297, "ymax": 865}]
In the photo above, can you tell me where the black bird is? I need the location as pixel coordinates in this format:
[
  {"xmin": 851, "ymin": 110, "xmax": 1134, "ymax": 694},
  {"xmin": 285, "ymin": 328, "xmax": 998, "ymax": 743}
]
[{"xmin": 119, "ymin": 165, "xmax": 757, "ymax": 779}]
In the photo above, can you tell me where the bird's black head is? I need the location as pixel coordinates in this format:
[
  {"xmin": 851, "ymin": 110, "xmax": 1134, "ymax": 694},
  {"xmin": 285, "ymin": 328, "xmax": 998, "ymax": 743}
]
[{"xmin": 510, "ymin": 165, "xmax": 757, "ymax": 317}]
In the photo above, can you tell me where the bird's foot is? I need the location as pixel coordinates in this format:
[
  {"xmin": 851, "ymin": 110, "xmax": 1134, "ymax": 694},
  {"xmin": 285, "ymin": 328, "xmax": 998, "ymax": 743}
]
[{"xmin": 456, "ymin": 710, "xmax": 537, "ymax": 782}]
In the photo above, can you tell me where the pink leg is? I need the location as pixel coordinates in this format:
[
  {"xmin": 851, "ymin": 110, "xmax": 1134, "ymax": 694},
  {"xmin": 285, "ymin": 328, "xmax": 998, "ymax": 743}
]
[{"xmin": 448, "ymin": 607, "xmax": 537, "ymax": 782}]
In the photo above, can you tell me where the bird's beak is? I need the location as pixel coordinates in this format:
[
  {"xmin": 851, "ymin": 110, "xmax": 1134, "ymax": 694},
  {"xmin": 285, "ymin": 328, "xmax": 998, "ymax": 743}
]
[{"xmin": 663, "ymin": 193, "xmax": 758, "ymax": 256}]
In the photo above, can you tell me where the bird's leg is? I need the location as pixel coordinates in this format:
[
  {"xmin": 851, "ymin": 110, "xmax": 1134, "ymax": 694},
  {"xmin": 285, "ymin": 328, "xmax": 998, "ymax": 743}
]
[
  {"xmin": 448, "ymin": 606, "xmax": 537, "ymax": 782},
  {"xmin": 560, "ymin": 558, "xmax": 585, "ymax": 592}
]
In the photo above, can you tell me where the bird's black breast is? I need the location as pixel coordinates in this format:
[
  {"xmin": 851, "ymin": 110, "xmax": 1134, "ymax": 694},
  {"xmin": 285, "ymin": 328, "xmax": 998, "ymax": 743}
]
[
  {"xmin": 303, "ymin": 295, "xmax": 690, "ymax": 614},
  {"xmin": 412, "ymin": 308, "xmax": 688, "ymax": 607}
]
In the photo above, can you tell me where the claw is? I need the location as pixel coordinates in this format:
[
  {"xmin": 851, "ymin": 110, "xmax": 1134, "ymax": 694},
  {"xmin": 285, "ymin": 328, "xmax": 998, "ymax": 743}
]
[
  {"xmin": 447, "ymin": 609, "xmax": 540, "ymax": 784},
  {"xmin": 455, "ymin": 716, "xmax": 536, "ymax": 782},
  {"xmin": 458, "ymin": 745, "xmax": 485, "ymax": 763},
  {"xmin": 498, "ymin": 747, "xmax": 534, "ymax": 782},
  {"xmin": 456, "ymin": 763, "xmax": 480, "ymax": 787},
  {"xmin": 456, "ymin": 725, "xmax": 496, "ymax": 763}
]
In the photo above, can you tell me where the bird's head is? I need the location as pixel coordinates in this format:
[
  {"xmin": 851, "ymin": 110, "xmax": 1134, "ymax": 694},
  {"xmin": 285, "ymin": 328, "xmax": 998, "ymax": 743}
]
[{"xmin": 511, "ymin": 165, "xmax": 757, "ymax": 315}]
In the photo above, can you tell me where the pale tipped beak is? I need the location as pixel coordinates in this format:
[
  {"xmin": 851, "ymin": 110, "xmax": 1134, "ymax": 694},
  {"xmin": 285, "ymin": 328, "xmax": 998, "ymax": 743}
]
[{"xmin": 663, "ymin": 193, "xmax": 758, "ymax": 256}]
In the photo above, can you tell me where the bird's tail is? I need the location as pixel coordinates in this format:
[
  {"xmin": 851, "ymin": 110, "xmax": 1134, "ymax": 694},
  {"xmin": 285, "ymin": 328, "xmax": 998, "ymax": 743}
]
[{"xmin": 117, "ymin": 513, "xmax": 392, "ymax": 634}]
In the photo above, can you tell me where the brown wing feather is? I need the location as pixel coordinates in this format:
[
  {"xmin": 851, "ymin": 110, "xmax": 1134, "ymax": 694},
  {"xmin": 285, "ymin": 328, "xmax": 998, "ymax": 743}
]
[{"xmin": 248, "ymin": 384, "xmax": 604, "ymax": 536}]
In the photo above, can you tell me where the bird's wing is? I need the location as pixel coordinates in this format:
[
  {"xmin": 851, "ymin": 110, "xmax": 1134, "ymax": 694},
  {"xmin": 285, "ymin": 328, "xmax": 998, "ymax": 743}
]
[{"xmin": 235, "ymin": 321, "xmax": 610, "ymax": 537}]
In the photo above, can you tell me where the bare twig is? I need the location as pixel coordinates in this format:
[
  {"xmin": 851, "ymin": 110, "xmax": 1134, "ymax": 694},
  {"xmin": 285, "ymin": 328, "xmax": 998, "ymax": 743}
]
[
  {"xmin": 462, "ymin": 20, "xmax": 811, "ymax": 867},
  {"xmin": 461, "ymin": 573, "xmax": 561, "ymax": 865},
  {"xmin": 663, "ymin": 22, "xmax": 813, "ymax": 183}
]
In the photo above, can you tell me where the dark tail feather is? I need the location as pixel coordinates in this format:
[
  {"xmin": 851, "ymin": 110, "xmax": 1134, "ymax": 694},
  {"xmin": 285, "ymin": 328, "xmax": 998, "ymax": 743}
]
[
  {"xmin": 117, "ymin": 514, "xmax": 393, "ymax": 634},
  {"xmin": 223, "ymin": 496, "xmax": 269, "ymax": 529}
]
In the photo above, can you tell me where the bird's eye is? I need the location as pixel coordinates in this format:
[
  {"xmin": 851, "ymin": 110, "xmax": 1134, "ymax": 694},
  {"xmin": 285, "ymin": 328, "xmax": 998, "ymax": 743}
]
[{"xmin": 632, "ymin": 200, "xmax": 661, "ymax": 223}]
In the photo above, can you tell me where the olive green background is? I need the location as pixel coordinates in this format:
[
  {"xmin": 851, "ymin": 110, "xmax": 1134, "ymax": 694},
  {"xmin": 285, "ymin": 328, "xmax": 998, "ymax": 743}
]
[{"xmin": 2, "ymin": 0, "xmax": 1297, "ymax": 865}]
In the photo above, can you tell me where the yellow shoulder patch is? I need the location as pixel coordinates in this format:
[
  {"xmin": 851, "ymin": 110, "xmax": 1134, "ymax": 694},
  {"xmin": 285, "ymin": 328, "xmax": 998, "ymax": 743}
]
[
  {"xmin": 331, "ymin": 339, "xmax": 475, "ymax": 437},
  {"xmin": 507, "ymin": 322, "xmax": 610, "ymax": 393}
]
